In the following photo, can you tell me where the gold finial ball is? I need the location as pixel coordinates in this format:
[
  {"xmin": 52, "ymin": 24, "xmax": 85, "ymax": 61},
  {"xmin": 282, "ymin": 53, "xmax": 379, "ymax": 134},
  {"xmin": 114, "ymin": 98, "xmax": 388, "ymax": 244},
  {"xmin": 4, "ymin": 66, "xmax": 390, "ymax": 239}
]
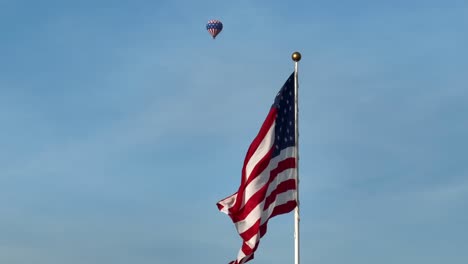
[{"xmin": 292, "ymin": 51, "xmax": 302, "ymax": 62}]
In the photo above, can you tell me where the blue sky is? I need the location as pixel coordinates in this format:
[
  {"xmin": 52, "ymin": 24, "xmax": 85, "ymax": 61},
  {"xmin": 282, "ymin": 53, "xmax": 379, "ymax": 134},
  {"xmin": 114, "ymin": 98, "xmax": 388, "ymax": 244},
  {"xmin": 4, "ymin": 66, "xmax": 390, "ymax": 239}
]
[{"xmin": 1, "ymin": 0, "xmax": 467, "ymax": 263}]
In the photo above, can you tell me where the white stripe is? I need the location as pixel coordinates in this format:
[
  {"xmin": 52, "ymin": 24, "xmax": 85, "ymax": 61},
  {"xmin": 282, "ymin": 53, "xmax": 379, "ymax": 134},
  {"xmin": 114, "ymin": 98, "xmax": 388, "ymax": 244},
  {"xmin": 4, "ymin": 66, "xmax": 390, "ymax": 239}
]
[
  {"xmin": 243, "ymin": 170, "xmax": 269, "ymax": 208},
  {"xmin": 243, "ymin": 146, "xmax": 295, "ymax": 208},
  {"xmin": 219, "ymin": 132, "xmax": 292, "ymax": 214},
  {"xmin": 218, "ymin": 145, "xmax": 296, "ymax": 224},
  {"xmin": 239, "ymin": 255, "xmax": 250, "ymax": 264},
  {"xmin": 235, "ymin": 201, "xmax": 264, "ymax": 233},
  {"xmin": 245, "ymin": 234, "xmax": 258, "ymax": 249},
  {"xmin": 261, "ymin": 188, "xmax": 296, "ymax": 226},
  {"xmin": 239, "ymin": 188, "xmax": 296, "ymax": 247},
  {"xmin": 234, "ymin": 173, "xmax": 296, "ymax": 234},
  {"xmin": 234, "ymin": 168, "xmax": 297, "ymax": 234},
  {"xmin": 265, "ymin": 151, "xmax": 295, "ymax": 197},
  {"xmin": 218, "ymin": 193, "xmax": 237, "ymax": 214},
  {"xmin": 236, "ymin": 250, "xmax": 246, "ymax": 263},
  {"xmin": 244, "ymin": 121, "xmax": 275, "ymax": 181},
  {"xmin": 221, "ymin": 123, "xmax": 275, "ymax": 215},
  {"xmin": 241, "ymin": 188, "xmax": 296, "ymax": 248}
]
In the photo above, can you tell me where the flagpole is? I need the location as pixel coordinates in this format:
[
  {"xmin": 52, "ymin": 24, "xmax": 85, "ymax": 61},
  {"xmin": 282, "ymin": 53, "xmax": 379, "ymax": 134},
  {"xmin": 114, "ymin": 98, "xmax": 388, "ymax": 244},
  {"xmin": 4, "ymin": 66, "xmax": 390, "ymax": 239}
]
[{"xmin": 292, "ymin": 51, "xmax": 301, "ymax": 264}]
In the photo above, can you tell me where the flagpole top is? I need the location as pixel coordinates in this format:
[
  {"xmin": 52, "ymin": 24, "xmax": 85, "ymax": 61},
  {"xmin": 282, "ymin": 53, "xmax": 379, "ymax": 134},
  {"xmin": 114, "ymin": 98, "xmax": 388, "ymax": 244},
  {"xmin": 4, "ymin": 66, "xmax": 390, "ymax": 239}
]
[{"xmin": 292, "ymin": 51, "xmax": 302, "ymax": 62}]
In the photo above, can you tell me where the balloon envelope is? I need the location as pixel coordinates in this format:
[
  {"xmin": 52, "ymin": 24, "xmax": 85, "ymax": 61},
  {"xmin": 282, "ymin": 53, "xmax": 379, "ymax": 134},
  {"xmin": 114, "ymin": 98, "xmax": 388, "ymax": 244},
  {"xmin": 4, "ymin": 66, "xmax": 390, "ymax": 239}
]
[{"xmin": 206, "ymin": 19, "xmax": 223, "ymax": 39}]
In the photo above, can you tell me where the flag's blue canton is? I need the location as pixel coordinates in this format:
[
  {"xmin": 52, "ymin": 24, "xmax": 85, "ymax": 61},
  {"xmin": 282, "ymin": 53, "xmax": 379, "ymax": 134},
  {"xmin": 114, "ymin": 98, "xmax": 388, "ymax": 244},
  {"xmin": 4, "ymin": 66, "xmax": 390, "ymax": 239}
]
[{"xmin": 272, "ymin": 73, "xmax": 295, "ymax": 158}]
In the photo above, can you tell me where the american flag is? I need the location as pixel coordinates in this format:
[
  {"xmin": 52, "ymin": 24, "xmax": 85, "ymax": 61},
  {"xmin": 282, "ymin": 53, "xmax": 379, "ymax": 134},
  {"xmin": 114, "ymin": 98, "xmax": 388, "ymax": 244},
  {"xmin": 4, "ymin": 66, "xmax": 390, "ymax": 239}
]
[{"xmin": 217, "ymin": 73, "xmax": 298, "ymax": 264}]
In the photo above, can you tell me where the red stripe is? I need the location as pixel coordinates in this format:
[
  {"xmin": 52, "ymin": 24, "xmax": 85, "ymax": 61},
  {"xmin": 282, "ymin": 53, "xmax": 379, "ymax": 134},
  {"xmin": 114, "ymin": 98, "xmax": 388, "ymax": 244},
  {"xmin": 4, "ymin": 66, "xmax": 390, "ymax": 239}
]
[
  {"xmin": 258, "ymin": 200, "xmax": 297, "ymax": 239},
  {"xmin": 263, "ymin": 181, "xmax": 296, "ymax": 210},
  {"xmin": 244, "ymin": 143, "xmax": 274, "ymax": 187},
  {"xmin": 260, "ymin": 201, "xmax": 297, "ymax": 238},
  {"xmin": 230, "ymin": 184, "xmax": 266, "ymax": 223},
  {"xmin": 224, "ymin": 155, "xmax": 297, "ymax": 262},
  {"xmin": 236, "ymin": 188, "xmax": 296, "ymax": 242},
  {"xmin": 227, "ymin": 108, "xmax": 277, "ymax": 215},
  {"xmin": 234, "ymin": 252, "xmax": 254, "ymax": 264},
  {"xmin": 264, "ymin": 158, "xmax": 296, "ymax": 208},
  {"xmin": 269, "ymin": 200, "xmax": 297, "ymax": 219},
  {"xmin": 242, "ymin": 108, "xmax": 277, "ymax": 183},
  {"xmin": 229, "ymin": 156, "xmax": 296, "ymax": 222},
  {"xmin": 234, "ymin": 200, "xmax": 296, "ymax": 264},
  {"xmin": 237, "ymin": 216, "xmax": 260, "ymax": 241},
  {"xmin": 241, "ymin": 240, "xmax": 258, "ymax": 257},
  {"xmin": 230, "ymin": 149, "xmax": 274, "ymax": 222},
  {"xmin": 269, "ymin": 157, "xmax": 296, "ymax": 183}
]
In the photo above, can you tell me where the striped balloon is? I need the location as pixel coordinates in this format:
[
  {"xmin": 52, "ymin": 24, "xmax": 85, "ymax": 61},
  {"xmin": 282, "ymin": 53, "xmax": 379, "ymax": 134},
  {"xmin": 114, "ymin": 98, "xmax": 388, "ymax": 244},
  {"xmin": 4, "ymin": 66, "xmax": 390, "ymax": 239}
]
[{"xmin": 206, "ymin": 19, "xmax": 223, "ymax": 39}]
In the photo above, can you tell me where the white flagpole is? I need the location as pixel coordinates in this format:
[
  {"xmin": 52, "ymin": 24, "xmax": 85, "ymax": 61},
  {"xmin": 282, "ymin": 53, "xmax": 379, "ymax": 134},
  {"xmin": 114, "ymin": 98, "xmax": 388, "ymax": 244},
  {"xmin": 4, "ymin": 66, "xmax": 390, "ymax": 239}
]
[{"xmin": 292, "ymin": 51, "xmax": 301, "ymax": 264}]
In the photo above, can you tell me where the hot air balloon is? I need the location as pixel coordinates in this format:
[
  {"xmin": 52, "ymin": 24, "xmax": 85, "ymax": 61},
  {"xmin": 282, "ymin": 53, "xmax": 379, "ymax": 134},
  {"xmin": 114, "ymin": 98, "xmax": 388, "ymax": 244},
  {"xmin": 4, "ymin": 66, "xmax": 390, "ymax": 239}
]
[{"xmin": 206, "ymin": 19, "xmax": 223, "ymax": 39}]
